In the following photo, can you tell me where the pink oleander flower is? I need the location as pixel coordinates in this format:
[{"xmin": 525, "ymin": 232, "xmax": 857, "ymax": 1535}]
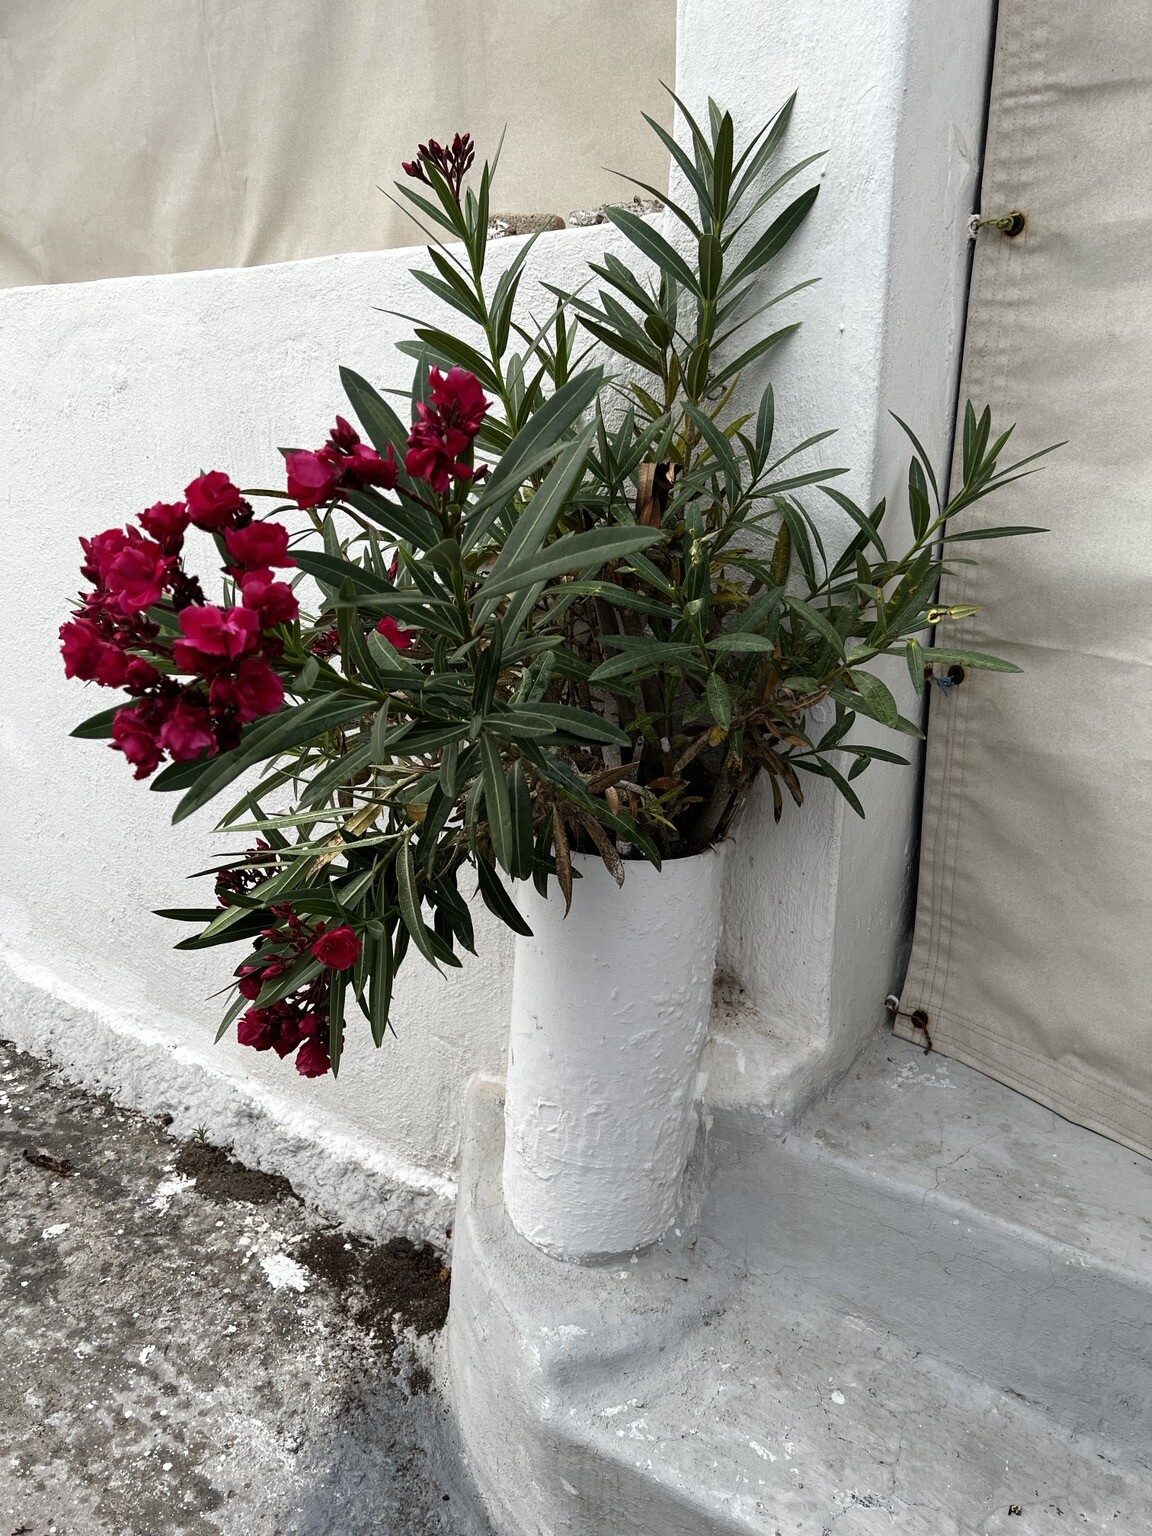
[
  {"xmin": 375, "ymin": 615, "xmax": 413, "ymax": 651},
  {"xmin": 209, "ymin": 656, "xmax": 285, "ymax": 724},
  {"xmin": 138, "ymin": 500, "xmax": 191, "ymax": 553},
  {"xmin": 285, "ymin": 449, "xmax": 343, "ymax": 509},
  {"xmin": 110, "ymin": 707, "xmax": 164, "ymax": 779},
  {"xmin": 103, "ymin": 533, "xmax": 170, "ymax": 615},
  {"xmin": 79, "ymin": 527, "xmax": 131, "ymax": 587},
  {"xmin": 158, "ymin": 697, "xmax": 217, "ymax": 762},
  {"xmin": 430, "ymin": 365, "xmax": 489, "ymax": 435},
  {"xmin": 405, "ymin": 419, "xmax": 471, "ymax": 494},
  {"xmin": 185, "ymin": 472, "xmax": 244, "ymax": 531},
  {"xmin": 224, "ymin": 520, "xmax": 294, "ymax": 570},
  {"xmin": 311, "ymin": 925, "xmax": 361, "ymax": 971},
  {"xmin": 405, "ymin": 367, "xmax": 488, "ymax": 494},
  {"xmin": 237, "ymin": 1008, "xmax": 276, "ymax": 1051},
  {"xmin": 174, "ymin": 603, "xmax": 262, "ymax": 669},
  {"xmin": 295, "ymin": 1038, "xmax": 332, "ymax": 1078},
  {"xmin": 238, "ymin": 568, "xmax": 299, "ymax": 626},
  {"xmin": 328, "ymin": 416, "xmax": 361, "ymax": 453},
  {"xmin": 59, "ymin": 619, "xmax": 109, "ymax": 681},
  {"xmin": 402, "ymin": 133, "xmax": 476, "ymax": 200},
  {"xmin": 344, "ymin": 442, "xmax": 398, "ymax": 490}
]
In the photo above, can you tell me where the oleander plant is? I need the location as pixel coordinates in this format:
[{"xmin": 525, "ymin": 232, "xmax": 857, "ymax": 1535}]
[{"xmin": 61, "ymin": 97, "xmax": 1049, "ymax": 1078}]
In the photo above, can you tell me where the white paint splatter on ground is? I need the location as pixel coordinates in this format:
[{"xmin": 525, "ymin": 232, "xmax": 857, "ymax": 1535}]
[
  {"xmin": 259, "ymin": 1253, "xmax": 311, "ymax": 1293},
  {"xmin": 149, "ymin": 1174, "xmax": 195, "ymax": 1213}
]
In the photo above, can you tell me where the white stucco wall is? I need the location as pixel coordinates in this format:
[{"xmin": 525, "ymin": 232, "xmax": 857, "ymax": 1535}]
[
  {"xmin": 678, "ymin": 0, "xmax": 995, "ymax": 1082},
  {"xmin": 0, "ymin": 229, "xmax": 635, "ymax": 1239},
  {"xmin": 0, "ymin": 0, "xmax": 995, "ymax": 1237}
]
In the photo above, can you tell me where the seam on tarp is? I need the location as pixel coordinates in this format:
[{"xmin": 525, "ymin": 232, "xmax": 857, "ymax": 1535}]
[
  {"xmin": 893, "ymin": 1019, "xmax": 1152, "ymax": 1160},
  {"xmin": 895, "ymin": 1005, "xmax": 1152, "ymax": 1118}
]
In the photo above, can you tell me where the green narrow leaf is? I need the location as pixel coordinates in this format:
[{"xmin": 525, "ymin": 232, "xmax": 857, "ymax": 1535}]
[
  {"xmin": 396, "ymin": 836, "xmax": 439, "ymax": 964},
  {"xmin": 367, "ymin": 923, "xmax": 395, "ymax": 1047},
  {"xmin": 497, "ymin": 701, "xmax": 631, "ymax": 745},
  {"xmin": 69, "ymin": 703, "xmax": 123, "ymax": 740},
  {"xmin": 475, "ymin": 855, "xmax": 533, "ymax": 937},
  {"xmin": 588, "ymin": 639, "xmax": 698, "ymax": 683},
  {"xmin": 474, "ymin": 423, "xmax": 597, "ymax": 611},
  {"xmin": 706, "ymin": 672, "xmax": 732, "ymax": 730},
  {"xmin": 940, "ymin": 525, "xmax": 1047, "ymax": 543},
  {"xmin": 722, "ymin": 186, "xmax": 819, "ymax": 291},
  {"xmin": 769, "ymin": 519, "xmax": 792, "ymax": 587},
  {"xmin": 847, "ymin": 669, "xmax": 899, "ymax": 727},
  {"xmin": 698, "ymin": 231, "xmax": 723, "ymax": 299},
  {"xmin": 905, "ymin": 637, "xmax": 926, "ymax": 694},
  {"xmin": 889, "ymin": 413, "xmax": 940, "ymax": 507},
  {"xmin": 730, "ymin": 92, "xmax": 796, "ymax": 204},
  {"xmin": 171, "ymin": 696, "xmax": 370, "ymax": 824},
  {"xmin": 327, "ymin": 966, "xmax": 347, "ymax": 1077},
  {"xmin": 480, "ymin": 734, "xmax": 514, "ymax": 873},
  {"xmin": 784, "ymin": 594, "xmax": 845, "ymax": 659},
  {"xmin": 341, "ymin": 489, "xmax": 441, "ymax": 552},
  {"xmin": 712, "ymin": 111, "xmax": 735, "ymax": 219},
  {"xmin": 214, "ymin": 992, "xmax": 249, "ymax": 1044},
  {"xmin": 601, "ymin": 204, "xmax": 701, "ymax": 296},
  {"xmin": 708, "ymin": 631, "xmax": 779, "ymax": 655},
  {"xmin": 480, "ymin": 525, "xmax": 662, "ymax": 597},
  {"xmin": 370, "ymin": 702, "xmax": 391, "ymax": 760},
  {"xmin": 685, "ymin": 402, "xmax": 741, "ymax": 485},
  {"xmin": 925, "ymin": 647, "xmax": 1023, "ymax": 673},
  {"xmin": 641, "ymin": 110, "xmax": 713, "ymax": 222},
  {"xmin": 508, "ymin": 762, "xmax": 533, "ymax": 880},
  {"xmin": 710, "ymin": 324, "xmax": 801, "ymax": 389},
  {"xmin": 819, "ymin": 486, "xmax": 888, "ymax": 560},
  {"xmin": 908, "ymin": 457, "xmax": 932, "ymax": 540},
  {"xmin": 795, "ymin": 757, "xmax": 866, "ymax": 818}
]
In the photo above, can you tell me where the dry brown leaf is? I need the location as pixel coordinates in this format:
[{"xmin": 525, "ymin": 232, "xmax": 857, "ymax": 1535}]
[
  {"xmin": 580, "ymin": 815, "xmax": 626, "ymax": 886},
  {"xmin": 552, "ymin": 805, "xmax": 574, "ymax": 915},
  {"xmin": 673, "ymin": 732, "xmax": 712, "ymax": 776},
  {"xmin": 587, "ymin": 760, "xmax": 639, "ymax": 793}
]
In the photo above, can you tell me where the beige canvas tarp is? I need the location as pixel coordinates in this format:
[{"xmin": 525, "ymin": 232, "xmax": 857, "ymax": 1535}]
[
  {"xmin": 897, "ymin": 0, "xmax": 1152, "ymax": 1156},
  {"xmin": 0, "ymin": 0, "xmax": 674, "ymax": 288}
]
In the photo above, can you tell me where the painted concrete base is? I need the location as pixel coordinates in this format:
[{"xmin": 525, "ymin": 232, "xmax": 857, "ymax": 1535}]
[{"xmin": 447, "ymin": 1034, "xmax": 1152, "ymax": 1534}]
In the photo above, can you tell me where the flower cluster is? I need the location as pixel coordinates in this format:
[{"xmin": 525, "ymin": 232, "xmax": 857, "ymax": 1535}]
[
  {"xmin": 235, "ymin": 904, "xmax": 363, "ymax": 1078},
  {"xmin": 285, "ymin": 417, "xmax": 399, "ymax": 510},
  {"xmin": 214, "ymin": 840, "xmax": 277, "ymax": 905},
  {"xmin": 405, "ymin": 366, "xmax": 489, "ymax": 495},
  {"xmin": 402, "ymin": 132, "xmax": 476, "ymax": 200},
  {"xmin": 61, "ymin": 473, "xmax": 297, "ymax": 780}
]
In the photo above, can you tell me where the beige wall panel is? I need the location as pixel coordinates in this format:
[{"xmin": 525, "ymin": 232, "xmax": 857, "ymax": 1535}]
[
  {"xmin": 1, "ymin": 0, "xmax": 674, "ymax": 286},
  {"xmin": 897, "ymin": 0, "xmax": 1152, "ymax": 1156}
]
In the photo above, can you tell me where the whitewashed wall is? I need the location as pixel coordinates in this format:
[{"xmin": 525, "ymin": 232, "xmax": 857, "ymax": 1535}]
[{"xmin": 0, "ymin": 0, "xmax": 995, "ymax": 1240}]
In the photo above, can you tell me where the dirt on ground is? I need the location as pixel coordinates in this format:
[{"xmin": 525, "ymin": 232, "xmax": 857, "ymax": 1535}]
[{"xmin": 0, "ymin": 1037, "xmax": 493, "ymax": 1536}]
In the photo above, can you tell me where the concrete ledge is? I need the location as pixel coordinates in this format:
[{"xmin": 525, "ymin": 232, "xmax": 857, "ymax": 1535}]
[{"xmin": 446, "ymin": 1044, "xmax": 1151, "ymax": 1534}]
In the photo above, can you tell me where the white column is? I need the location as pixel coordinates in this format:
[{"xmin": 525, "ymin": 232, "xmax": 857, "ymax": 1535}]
[{"xmin": 675, "ymin": 0, "xmax": 996, "ymax": 1071}]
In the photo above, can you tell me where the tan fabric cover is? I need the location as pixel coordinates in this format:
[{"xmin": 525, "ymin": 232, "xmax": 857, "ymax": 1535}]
[
  {"xmin": 897, "ymin": 0, "xmax": 1152, "ymax": 1156},
  {"xmin": 0, "ymin": 0, "xmax": 674, "ymax": 288}
]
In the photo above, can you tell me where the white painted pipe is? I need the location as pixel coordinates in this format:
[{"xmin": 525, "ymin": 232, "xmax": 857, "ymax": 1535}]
[{"xmin": 502, "ymin": 848, "xmax": 724, "ymax": 1261}]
